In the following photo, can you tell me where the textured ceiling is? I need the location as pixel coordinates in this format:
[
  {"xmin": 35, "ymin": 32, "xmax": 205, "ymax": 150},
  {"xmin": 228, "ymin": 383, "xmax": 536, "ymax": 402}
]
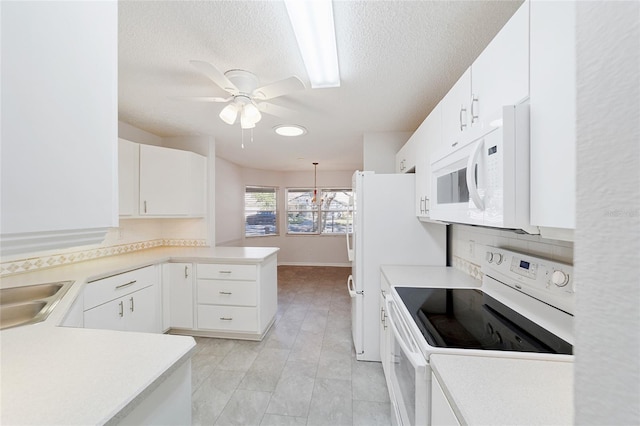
[{"xmin": 118, "ymin": 0, "xmax": 522, "ymax": 171}]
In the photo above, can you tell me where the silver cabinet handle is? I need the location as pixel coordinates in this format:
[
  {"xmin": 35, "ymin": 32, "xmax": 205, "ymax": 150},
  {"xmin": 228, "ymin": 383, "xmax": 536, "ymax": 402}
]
[
  {"xmin": 119, "ymin": 301, "xmax": 124, "ymax": 317},
  {"xmin": 144, "ymin": 200, "xmax": 147, "ymax": 213},
  {"xmin": 130, "ymin": 296, "xmax": 134, "ymax": 312},
  {"xmin": 219, "ymin": 317, "xmax": 233, "ymax": 321},
  {"xmin": 184, "ymin": 265, "xmax": 189, "ymax": 279},
  {"xmin": 115, "ymin": 280, "xmax": 136, "ymax": 290},
  {"xmin": 459, "ymin": 105, "xmax": 467, "ymax": 131},
  {"xmin": 219, "ymin": 291, "xmax": 232, "ymax": 295},
  {"xmin": 381, "ymin": 307, "xmax": 387, "ymax": 329},
  {"xmin": 219, "ymin": 270, "xmax": 232, "ymax": 274},
  {"xmin": 470, "ymin": 94, "xmax": 479, "ymax": 124}
]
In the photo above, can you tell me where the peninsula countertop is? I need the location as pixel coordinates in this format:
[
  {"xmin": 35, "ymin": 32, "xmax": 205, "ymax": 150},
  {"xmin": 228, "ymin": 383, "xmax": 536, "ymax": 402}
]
[{"xmin": 0, "ymin": 246, "xmax": 279, "ymax": 425}]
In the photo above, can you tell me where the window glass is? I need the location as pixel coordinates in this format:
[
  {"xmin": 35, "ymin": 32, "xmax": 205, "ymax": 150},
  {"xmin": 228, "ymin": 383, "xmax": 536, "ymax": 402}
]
[
  {"xmin": 245, "ymin": 186, "xmax": 278, "ymax": 237},
  {"xmin": 286, "ymin": 188, "xmax": 352, "ymax": 235}
]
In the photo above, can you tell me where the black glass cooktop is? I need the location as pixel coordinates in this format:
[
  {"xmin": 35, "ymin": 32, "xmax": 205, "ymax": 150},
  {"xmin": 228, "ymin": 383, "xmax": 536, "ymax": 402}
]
[{"xmin": 395, "ymin": 287, "xmax": 572, "ymax": 355}]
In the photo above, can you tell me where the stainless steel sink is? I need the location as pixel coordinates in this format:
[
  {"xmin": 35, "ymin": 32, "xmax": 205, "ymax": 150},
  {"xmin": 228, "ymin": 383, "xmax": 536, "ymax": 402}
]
[{"xmin": 0, "ymin": 281, "xmax": 73, "ymax": 330}]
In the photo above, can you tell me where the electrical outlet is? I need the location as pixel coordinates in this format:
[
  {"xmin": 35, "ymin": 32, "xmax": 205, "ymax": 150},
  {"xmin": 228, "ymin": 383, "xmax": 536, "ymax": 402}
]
[
  {"xmin": 468, "ymin": 240, "xmax": 475, "ymax": 257},
  {"xmin": 117, "ymin": 228, "xmax": 124, "ymax": 240}
]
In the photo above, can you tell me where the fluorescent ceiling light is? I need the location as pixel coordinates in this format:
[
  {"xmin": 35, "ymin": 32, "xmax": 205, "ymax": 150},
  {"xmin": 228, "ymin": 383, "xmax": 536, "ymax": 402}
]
[
  {"xmin": 285, "ymin": 0, "xmax": 340, "ymax": 88},
  {"xmin": 274, "ymin": 124, "xmax": 307, "ymax": 137}
]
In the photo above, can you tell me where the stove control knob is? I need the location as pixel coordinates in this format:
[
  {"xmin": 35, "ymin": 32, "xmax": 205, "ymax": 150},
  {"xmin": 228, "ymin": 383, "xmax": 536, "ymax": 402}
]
[
  {"xmin": 493, "ymin": 253, "xmax": 504, "ymax": 265},
  {"xmin": 486, "ymin": 252, "xmax": 493, "ymax": 263},
  {"xmin": 551, "ymin": 270, "xmax": 569, "ymax": 287}
]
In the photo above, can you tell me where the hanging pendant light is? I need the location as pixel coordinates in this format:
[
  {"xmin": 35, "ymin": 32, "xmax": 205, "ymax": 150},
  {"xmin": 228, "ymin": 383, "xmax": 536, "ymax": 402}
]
[{"xmin": 312, "ymin": 162, "xmax": 321, "ymax": 207}]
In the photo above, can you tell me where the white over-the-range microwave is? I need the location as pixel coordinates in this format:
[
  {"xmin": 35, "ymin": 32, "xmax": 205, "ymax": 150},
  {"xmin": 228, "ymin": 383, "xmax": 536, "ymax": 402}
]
[{"xmin": 430, "ymin": 102, "xmax": 538, "ymax": 234}]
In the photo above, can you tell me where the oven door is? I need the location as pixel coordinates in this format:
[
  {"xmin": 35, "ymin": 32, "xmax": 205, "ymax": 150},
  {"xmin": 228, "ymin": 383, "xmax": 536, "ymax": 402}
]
[{"xmin": 386, "ymin": 297, "xmax": 429, "ymax": 426}]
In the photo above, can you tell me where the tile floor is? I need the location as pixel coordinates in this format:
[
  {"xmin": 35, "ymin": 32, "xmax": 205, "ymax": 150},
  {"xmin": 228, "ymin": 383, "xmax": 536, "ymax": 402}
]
[{"xmin": 190, "ymin": 266, "xmax": 391, "ymax": 426}]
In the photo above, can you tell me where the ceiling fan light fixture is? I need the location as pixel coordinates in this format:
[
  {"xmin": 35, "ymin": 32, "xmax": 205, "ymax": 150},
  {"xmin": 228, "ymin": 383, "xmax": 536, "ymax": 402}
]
[
  {"xmin": 285, "ymin": 0, "xmax": 340, "ymax": 89},
  {"xmin": 219, "ymin": 103, "xmax": 239, "ymax": 125},
  {"xmin": 243, "ymin": 102, "xmax": 262, "ymax": 124},
  {"xmin": 240, "ymin": 113, "xmax": 256, "ymax": 129},
  {"xmin": 274, "ymin": 124, "xmax": 307, "ymax": 137}
]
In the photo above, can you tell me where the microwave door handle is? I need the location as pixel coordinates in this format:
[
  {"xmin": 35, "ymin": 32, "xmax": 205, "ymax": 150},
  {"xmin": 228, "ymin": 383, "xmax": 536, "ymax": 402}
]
[{"xmin": 466, "ymin": 138, "xmax": 485, "ymax": 210}]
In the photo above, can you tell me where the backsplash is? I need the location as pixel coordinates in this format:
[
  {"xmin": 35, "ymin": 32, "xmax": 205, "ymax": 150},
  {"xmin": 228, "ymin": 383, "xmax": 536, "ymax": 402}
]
[
  {"xmin": 0, "ymin": 238, "xmax": 207, "ymax": 277},
  {"xmin": 450, "ymin": 224, "xmax": 574, "ymax": 280}
]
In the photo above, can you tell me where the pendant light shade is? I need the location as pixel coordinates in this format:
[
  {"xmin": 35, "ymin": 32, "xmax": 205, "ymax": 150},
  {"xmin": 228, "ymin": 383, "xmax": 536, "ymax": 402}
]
[{"xmin": 243, "ymin": 102, "xmax": 262, "ymax": 124}]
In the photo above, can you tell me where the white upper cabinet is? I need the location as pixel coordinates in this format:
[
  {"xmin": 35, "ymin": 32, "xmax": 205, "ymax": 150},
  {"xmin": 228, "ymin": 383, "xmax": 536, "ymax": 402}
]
[
  {"xmin": 440, "ymin": 2, "xmax": 529, "ymax": 149},
  {"xmin": 395, "ymin": 136, "xmax": 417, "ymax": 173},
  {"xmin": 471, "ymin": 2, "xmax": 529, "ymax": 128},
  {"xmin": 415, "ymin": 104, "xmax": 442, "ymax": 219},
  {"xmin": 118, "ymin": 139, "xmax": 139, "ymax": 217},
  {"xmin": 0, "ymin": 1, "xmax": 117, "ymax": 256},
  {"xmin": 440, "ymin": 68, "xmax": 472, "ymax": 150},
  {"xmin": 529, "ymin": 1, "xmax": 575, "ymax": 239},
  {"xmin": 138, "ymin": 144, "xmax": 207, "ymax": 217}
]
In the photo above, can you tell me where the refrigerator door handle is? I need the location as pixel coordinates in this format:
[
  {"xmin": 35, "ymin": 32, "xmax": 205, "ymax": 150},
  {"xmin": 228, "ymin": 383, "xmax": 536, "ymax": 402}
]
[
  {"xmin": 347, "ymin": 275, "xmax": 356, "ymax": 297},
  {"xmin": 346, "ymin": 231, "xmax": 353, "ymax": 262}
]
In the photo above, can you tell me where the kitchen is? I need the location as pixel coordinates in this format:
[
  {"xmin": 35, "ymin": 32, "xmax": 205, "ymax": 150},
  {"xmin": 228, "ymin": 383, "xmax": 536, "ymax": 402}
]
[{"xmin": 1, "ymin": 1, "xmax": 638, "ymax": 425}]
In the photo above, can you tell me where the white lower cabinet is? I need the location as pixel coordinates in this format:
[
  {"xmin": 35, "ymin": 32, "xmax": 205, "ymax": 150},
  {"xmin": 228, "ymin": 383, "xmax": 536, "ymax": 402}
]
[
  {"xmin": 84, "ymin": 284, "xmax": 157, "ymax": 333},
  {"xmin": 83, "ymin": 266, "xmax": 160, "ymax": 334},
  {"xmin": 162, "ymin": 263, "xmax": 194, "ymax": 331},
  {"xmin": 192, "ymin": 256, "xmax": 277, "ymax": 340},
  {"xmin": 431, "ymin": 372, "xmax": 461, "ymax": 426}
]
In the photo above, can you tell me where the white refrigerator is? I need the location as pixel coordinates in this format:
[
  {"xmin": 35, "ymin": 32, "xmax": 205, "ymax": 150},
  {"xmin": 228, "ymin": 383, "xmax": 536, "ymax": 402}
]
[{"xmin": 346, "ymin": 171, "xmax": 446, "ymax": 362}]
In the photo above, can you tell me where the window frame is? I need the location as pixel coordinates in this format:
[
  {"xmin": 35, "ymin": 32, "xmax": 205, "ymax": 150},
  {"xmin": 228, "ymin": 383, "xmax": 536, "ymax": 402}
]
[{"xmin": 244, "ymin": 185, "xmax": 279, "ymax": 238}]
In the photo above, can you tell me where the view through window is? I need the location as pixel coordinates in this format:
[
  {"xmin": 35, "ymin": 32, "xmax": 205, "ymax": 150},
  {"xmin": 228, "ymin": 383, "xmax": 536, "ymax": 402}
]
[
  {"xmin": 286, "ymin": 188, "xmax": 352, "ymax": 235},
  {"xmin": 245, "ymin": 186, "xmax": 278, "ymax": 237}
]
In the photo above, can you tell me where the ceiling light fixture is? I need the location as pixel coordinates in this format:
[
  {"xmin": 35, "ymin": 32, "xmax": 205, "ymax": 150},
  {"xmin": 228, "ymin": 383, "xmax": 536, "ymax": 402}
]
[
  {"xmin": 274, "ymin": 124, "xmax": 307, "ymax": 137},
  {"xmin": 218, "ymin": 95, "xmax": 262, "ymax": 129},
  {"xmin": 284, "ymin": 0, "xmax": 340, "ymax": 88}
]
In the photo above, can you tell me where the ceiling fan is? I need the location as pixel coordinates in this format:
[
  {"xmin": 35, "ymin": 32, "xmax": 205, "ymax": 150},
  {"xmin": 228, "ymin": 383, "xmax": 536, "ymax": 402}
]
[{"xmin": 184, "ymin": 60, "xmax": 305, "ymax": 129}]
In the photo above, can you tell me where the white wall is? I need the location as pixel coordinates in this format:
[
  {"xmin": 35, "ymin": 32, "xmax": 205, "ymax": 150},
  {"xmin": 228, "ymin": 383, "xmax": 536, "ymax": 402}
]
[
  {"xmin": 574, "ymin": 2, "xmax": 640, "ymax": 424},
  {"xmin": 363, "ymin": 132, "xmax": 410, "ymax": 173},
  {"xmin": 215, "ymin": 157, "xmax": 244, "ymax": 246}
]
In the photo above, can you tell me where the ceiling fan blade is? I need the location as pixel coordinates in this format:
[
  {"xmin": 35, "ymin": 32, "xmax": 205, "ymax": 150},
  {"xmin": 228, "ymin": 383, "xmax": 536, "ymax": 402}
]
[
  {"xmin": 171, "ymin": 96, "xmax": 233, "ymax": 103},
  {"xmin": 189, "ymin": 60, "xmax": 238, "ymax": 94},
  {"xmin": 257, "ymin": 102, "xmax": 298, "ymax": 118},
  {"xmin": 253, "ymin": 76, "xmax": 305, "ymax": 100}
]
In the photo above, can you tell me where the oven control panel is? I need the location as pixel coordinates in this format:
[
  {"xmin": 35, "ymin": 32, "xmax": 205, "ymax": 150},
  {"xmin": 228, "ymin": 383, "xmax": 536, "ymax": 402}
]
[{"xmin": 482, "ymin": 246, "xmax": 574, "ymax": 314}]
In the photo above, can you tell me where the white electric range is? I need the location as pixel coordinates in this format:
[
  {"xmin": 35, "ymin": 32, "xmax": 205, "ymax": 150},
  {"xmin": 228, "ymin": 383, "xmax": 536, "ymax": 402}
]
[{"xmin": 384, "ymin": 247, "xmax": 574, "ymax": 426}]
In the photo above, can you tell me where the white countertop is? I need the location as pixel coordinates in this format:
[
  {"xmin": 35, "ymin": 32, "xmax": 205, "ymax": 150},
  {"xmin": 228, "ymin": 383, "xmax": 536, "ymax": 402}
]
[
  {"xmin": 0, "ymin": 245, "xmax": 279, "ymax": 425},
  {"xmin": 381, "ymin": 265, "xmax": 481, "ymax": 289},
  {"xmin": 430, "ymin": 354, "xmax": 574, "ymax": 426}
]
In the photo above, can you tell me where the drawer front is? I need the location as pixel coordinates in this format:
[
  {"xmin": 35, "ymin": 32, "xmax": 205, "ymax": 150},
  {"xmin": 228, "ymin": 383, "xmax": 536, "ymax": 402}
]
[
  {"xmin": 197, "ymin": 263, "xmax": 257, "ymax": 281},
  {"xmin": 84, "ymin": 266, "xmax": 156, "ymax": 310},
  {"xmin": 197, "ymin": 305, "xmax": 258, "ymax": 332},
  {"xmin": 197, "ymin": 280, "xmax": 256, "ymax": 306}
]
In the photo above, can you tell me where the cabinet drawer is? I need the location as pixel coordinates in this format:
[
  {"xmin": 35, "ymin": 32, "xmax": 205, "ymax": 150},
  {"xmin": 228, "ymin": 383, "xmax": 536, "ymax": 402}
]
[
  {"xmin": 197, "ymin": 280, "xmax": 256, "ymax": 306},
  {"xmin": 197, "ymin": 305, "xmax": 258, "ymax": 332},
  {"xmin": 84, "ymin": 266, "xmax": 156, "ymax": 310},
  {"xmin": 197, "ymin": 263, "xmax": 257, "ymax": 281}
]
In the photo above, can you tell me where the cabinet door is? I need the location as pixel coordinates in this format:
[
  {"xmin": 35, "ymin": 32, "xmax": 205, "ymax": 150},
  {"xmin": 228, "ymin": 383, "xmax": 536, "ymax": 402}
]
[
  {"xmin": 395, "ymin": 137, "xmax": 416, "ymax": 174},
  {"xmin": 431, "ymin": 373, "xmax": 460, "ymax": 426},
  {"xmin": 84, "ymin": 298, "xmax": 127, "ymax": 331},
  {"xmin": 530, "ymin": 0, "xmax": 576, "ymax": 233},
  {"xmin": 126, "ymin": 285, "xmax": 159, "ymax": 333},
  {"xmin": 471, "ymin": 2, "xmax": 529, "ymax": 127},
  {"xmin": 139, "ymin": 144, "xmax": 190, "ymax": 216},
  {"xmin": 0, "ymin": 1, "xmax": 117, "ymax": 256},
  {"xmin": 118, "ymin": 139, "xmax": 139, "ymax": 217},
  {"xmin": 167, "ymin": 263, "xmax": 194, "ymax": 329},
  {"xmin": 440, "ymin": 68, "xmax": 471, "ymax": 149},
  {"xmin": 415, "ymin": 103, "xmax": 442, "ymax": 218}
]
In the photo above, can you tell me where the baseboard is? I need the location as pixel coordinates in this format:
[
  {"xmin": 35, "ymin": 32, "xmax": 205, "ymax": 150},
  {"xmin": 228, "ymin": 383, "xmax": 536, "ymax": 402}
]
[{"xmin": 277, "ymin": 261, "xmax": 352, "ymax": 268}]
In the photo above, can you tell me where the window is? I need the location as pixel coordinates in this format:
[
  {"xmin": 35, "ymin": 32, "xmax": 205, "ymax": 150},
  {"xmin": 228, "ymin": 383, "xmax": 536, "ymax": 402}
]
[
  {"xmin": 286, "ymin": 188, "xmax": 352, "ymax": 235},
  {"xmin": 245, "ymin": 186, "xmax": 278, "ymax": 237}
]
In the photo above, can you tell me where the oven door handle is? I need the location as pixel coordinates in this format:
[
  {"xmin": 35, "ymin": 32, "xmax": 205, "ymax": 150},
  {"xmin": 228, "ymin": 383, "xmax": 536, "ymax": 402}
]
[
  {"xmin": 466, "ymin": 137, "xmax": 485, "ymax": 211},
  {"xmin": 386, "ymin": 298, "xmax": 427, "ymax": 369}
]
